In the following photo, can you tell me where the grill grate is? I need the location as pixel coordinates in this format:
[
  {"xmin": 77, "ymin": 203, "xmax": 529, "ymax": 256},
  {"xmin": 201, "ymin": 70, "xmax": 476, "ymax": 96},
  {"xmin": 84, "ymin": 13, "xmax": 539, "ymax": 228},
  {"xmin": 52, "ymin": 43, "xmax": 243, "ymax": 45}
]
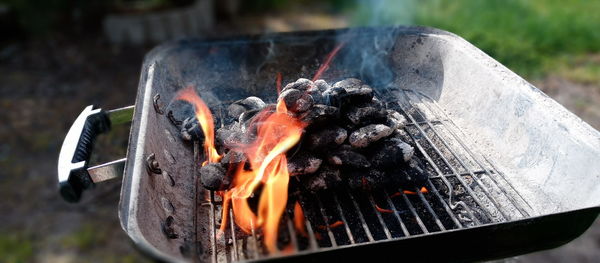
[{"xmin": 197, "ymin": 88, "xmax": 533, "ymax": 262}]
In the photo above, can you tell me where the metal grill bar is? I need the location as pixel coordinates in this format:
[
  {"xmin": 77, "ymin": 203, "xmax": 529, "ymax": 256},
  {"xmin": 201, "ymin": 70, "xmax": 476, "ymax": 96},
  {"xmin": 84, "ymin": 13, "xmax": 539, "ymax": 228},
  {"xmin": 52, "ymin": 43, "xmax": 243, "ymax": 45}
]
[
  {"xmin": 208, "ymin": 191, "xmax": 218, "ymax": 263},
  {"xmin": 367, "ymin": 194, "xmax": 393, "ymax": 239},
  {"xmin": 382, "ymin": 189, "xmax": 411, "ymax": 236},
  {"xmin": 201, "ymin": 89, "xmax": 531, "ymax": 262},
  {"xmin": 315, "ymin": 197, "xmax": 338, "ymax": 247},
  {"xmin": 249, "ymin": 219, "xmax": 260, "ymax": 259},
  {"xmin": 229, "ymin": 208, "xmax": 238, "ymax": 262},
  {"xmin": 346, "ymin": 189, "xmax": 375, "ymax": 242},
  {"xmin": 332, "ymin": 194, "xmax": 356, "ymax": 244},
  {"xmin": 193, "ymin": 141, "xmax": 201, "ymax": 263},
  {"xmin": 286, "ymin": 218, "xmax": 299, "ymax": 252},
  {"xmin": 401, "ymin": 120, "xmax": 484, "ymax": 224},
  {"xmin": 394, "ymin": 93, "xmax": 506, "ymax": 222},
  {"xmin": 402, "ymin": 90, "xmax": 528, "ymax": 219},
  {"xmin": 400, "ymin": 193, "xmax": 429, "ymax": 233},
  {"xmin": 422, "ymin": 179, "xmax": 464, "ymax": 228},
  {"xmin": 415, "ymin": 93, "xmax": 534, "ymax": 214},
  {"xmin": 303, "ymin": 212, "xmax": 319, "ymax": 250},
  {"xmin": 416, "ymin": 189, "xmax": 446, "ymax": 231}
]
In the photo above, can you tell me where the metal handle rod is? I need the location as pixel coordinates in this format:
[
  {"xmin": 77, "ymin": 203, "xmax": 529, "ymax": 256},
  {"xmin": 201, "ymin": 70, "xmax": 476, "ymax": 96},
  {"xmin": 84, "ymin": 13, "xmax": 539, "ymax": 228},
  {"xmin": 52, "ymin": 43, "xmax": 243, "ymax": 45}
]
[{"xmin": 57, "ymin": 105, "xmax": 134, "ymax": 202}]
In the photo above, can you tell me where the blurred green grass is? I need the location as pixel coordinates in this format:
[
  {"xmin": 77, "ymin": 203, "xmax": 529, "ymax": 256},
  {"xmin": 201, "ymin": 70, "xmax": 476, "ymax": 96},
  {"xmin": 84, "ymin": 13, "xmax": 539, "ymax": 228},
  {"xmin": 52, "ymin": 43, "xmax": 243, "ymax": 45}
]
[
  {"xmin": 0, "ymin": 233, "xmax": 33, "ymax": 263},
  {"xmin": 346, "ymin": 0, "xmax": 600, "ymax": 80},
  {"xmin": 415, "ymin": 0, "xmax": 600, "ymax": 78}
]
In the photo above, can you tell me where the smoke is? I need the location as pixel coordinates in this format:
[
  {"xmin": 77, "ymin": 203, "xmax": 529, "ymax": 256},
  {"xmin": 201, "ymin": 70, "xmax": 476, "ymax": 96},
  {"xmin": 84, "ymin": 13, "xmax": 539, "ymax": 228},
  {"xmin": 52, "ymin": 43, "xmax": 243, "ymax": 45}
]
[
  {"xmin": 351, "ymin": 0, "xmax": 416, "ymax": 26},
  {"xmin": 331, "ymin": 0, "xmax": 418, "ymax": 90}
]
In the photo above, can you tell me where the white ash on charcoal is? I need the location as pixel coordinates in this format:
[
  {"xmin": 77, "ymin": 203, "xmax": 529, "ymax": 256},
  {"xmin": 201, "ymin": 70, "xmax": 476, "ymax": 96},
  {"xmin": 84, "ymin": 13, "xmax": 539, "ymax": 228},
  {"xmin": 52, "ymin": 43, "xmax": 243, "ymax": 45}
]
[
  {"xmin": 369, "ymin": 136, "xmax": 415, "ymax": 168},
  {"xmin": 283, "ymin": 78, "xmax": 325, "ymax": 104},
  {"xmin": 345, "ymin": 106, "xmax": 387, "ymax": 126},
  {"xmin": 279, "ymin": 88, "xmax": 314, "ymax": 113},
  {"xmin": 287, "ymin": 152, "xmax": 323, "ymax": 176},
  {"xmin": 333, "ymin": 78, "xmax": 374, "ymax": 103},
  {"xmin": 227, "ymin": 96, "xmax": 266, "ymax": 119},
  {"xmin": 185, "ymin": 77, "xmax": 427, "ymax": 193},
  {"xmin": 348, "ymin": 124, "xmax": 393, "ymax": 148},
  {"xmin": 221, "ymin": 150, "xmax": 247, "ymax": 166},
  {"xmin": 299, "ymin": 104, "xmax": 339, "ymax": 125},
  {"xmin": 306, "ymin": 125, "xmax": 347, "ymax": 150},
  {"xmin": 300, "ymin": 164, "xmax": 342, "ymax": 194},
  {"xmin": 216, "ymin": 123, "xmax": 247, "ymax": 146},
  {"xmin": 327, "ymin": 146, "xmax": 371, "ymax": 169},
  {"xmin": 386, "ymin": 110, "xmax": 408, "ymax": 130}
]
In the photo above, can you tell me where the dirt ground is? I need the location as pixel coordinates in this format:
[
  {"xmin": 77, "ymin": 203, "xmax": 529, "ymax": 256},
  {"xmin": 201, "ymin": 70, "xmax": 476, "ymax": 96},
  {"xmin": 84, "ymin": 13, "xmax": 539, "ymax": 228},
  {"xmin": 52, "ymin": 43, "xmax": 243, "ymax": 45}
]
[{"xmin": 0, "ymin": 35, "xmax": 598, "ymax": 262}]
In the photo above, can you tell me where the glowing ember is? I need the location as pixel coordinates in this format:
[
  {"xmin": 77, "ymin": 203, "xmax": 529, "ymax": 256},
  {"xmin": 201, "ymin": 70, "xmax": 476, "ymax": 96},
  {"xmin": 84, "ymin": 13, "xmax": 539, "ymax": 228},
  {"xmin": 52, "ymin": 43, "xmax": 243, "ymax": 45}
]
[
  {"xmin": 375, "ymin": 204, "xmax": 394, "ymax": 214},
  {"xmin": 403, "ymin": 187, "xmax": 429, "ymax": 195},
  {"xmin": 391, "ymin": 187, "xmax": 430, "ymax": 196},
  {"xmin": 317, "ymin": 220, "xmax": 344, "ymax": 231}
]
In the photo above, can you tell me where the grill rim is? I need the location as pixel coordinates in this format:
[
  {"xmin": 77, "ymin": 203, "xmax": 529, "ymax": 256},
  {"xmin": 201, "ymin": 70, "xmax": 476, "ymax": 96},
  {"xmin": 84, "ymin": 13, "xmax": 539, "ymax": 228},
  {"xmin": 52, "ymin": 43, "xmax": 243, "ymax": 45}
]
[
  {"xmin": 117, "ymin": 26, "xmax": 600, "ymax": 262},
  {"xmin": 248, "ymin": 207, "xmax": 599, "ymax": 263}
]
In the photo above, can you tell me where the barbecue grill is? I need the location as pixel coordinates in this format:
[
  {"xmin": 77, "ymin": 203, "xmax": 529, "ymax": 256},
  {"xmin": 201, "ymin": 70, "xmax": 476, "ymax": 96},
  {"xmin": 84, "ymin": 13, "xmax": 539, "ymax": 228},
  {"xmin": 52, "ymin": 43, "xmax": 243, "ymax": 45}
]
[{"xmin": 57, "ymin": 26, "xmax": 600, "ymax": 262}]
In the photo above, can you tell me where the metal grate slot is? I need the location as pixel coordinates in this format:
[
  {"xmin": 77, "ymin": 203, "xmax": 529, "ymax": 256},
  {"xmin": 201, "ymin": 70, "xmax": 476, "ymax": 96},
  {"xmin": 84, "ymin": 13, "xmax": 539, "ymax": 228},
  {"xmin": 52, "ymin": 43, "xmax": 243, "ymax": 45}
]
[{"xmin": 198, "ymin": 88, "xmax": 533, "ymax": 262}]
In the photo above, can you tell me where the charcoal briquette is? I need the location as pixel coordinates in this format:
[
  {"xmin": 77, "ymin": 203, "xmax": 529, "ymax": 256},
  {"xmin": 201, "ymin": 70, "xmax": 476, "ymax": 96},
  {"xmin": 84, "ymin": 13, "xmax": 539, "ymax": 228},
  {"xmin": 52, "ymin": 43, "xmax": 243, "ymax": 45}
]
[
  {"xmin": 370, "ymin": 137, "xmax": 415, "ymax": 168},
  {"xmin": 307, "ymin": 125, "xmax": 347, "ymax": 149},
  {"xmin": 386, "ymin": 110, "xmax": 408, "ymax": 130},
  {"xmin": 345, "ymin": 169, "xmax": 387, "ymax": 191},
  {"xmin": 332, "ymin": 78, "xmax": 374, "ymax": 103},
  {"xmin": 282, "ymin": 78, "xmax": 314, "ymax": 92},
  {"xmin": 345, "ymin": 106, "xmax": 387, "ymax": 125},
  {"xmin": 300, "ymin": 104, "xmax": 339, "ymax": 124},
  {"xmin": 388, "ymin": 158, "xmax": 428, "ymax": 188},
  {"xmin": 227, "ymin": 96, "xmax": 266, "ymax": 118},
  {"xmin": 221, "ymin": 151, "xmax": 247, "ymax": 166},
  {"xmin": 349, "ymin": 124, "xmax": 393, "ymax": 148},
  {"xmin": 322, "ymin": 86, "xmax": 348, "ymax": 106},
  {"xmin": 200, "ymin": 163, "xmax": 229, "ymax": 190},
  {"xmin": 287, "ymin": 152, "xmax": 323, "ymax": 176},
  {"xmin": 302, "ymin": 165, "xmax": 341, "ymax": 193},
  {"xmin": 302, "ymin": 174, "xmax": 328, "ymax": 194},
  {"xmin": 327, "ymin": 149, "xmax": 371, "ymax": 169},
  {"xmin": 216, "ymin": 125, "xmax": 247, "ymax": 147},
  {"xmin": 314, "ymin": 79, "xmax": 331, "ymax": 92},
  {"xmin": 278, "ymin": 88, "xmax": 314, "ymax": 113},
  {"xmin": 180, "ymin": 116, "xmax": 203, "ymax": 141}
]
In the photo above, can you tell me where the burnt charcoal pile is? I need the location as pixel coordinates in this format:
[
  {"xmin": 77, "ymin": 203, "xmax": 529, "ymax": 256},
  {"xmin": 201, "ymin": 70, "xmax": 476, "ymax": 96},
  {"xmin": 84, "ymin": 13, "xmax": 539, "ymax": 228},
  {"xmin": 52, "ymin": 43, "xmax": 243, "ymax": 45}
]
[{"xmin": 187, "ymin": 78, "xmax": 428, "ymax": 193}]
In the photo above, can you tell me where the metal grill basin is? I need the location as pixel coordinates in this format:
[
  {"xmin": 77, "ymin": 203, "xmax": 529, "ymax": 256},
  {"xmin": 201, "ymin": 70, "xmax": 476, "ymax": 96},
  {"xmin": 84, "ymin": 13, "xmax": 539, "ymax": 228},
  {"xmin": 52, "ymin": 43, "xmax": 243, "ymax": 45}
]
[{"xmin": 117, "ymin": 27, "xmax": 600, "ymax": 263}]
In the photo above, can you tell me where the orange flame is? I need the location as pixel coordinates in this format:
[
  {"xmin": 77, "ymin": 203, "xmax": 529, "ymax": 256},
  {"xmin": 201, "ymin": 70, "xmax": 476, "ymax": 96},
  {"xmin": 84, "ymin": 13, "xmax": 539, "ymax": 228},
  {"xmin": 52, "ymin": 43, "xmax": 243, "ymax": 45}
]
[
  {"xmin": 293, "ymin": 201, "xmax": 307, "ymax": 237},
  {"xmin": 220, "ymin": 99, "xmax": 307, "ymax": 253},
  {"xmin": 180, "ymin": 86, "xmax": 306, "ymax": 253},
  {"xmin": 175, "ymin": 86, "xmax": 222, "ymax": 164},
  {"xmin": 312, "ymin": 42, "xmax": 345, "ymax": 81},
  {"xmin": 276, "ymin": 72, "xmax": 282, "ymax": 94}
]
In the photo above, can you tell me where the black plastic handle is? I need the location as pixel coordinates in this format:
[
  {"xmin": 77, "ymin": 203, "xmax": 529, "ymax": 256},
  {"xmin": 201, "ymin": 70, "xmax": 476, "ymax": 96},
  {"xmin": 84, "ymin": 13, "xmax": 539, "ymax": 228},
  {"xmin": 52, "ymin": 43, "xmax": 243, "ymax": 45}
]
[{"xmin": 58, "ymin": 106, "xmax": 111, "ymax": 202}]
